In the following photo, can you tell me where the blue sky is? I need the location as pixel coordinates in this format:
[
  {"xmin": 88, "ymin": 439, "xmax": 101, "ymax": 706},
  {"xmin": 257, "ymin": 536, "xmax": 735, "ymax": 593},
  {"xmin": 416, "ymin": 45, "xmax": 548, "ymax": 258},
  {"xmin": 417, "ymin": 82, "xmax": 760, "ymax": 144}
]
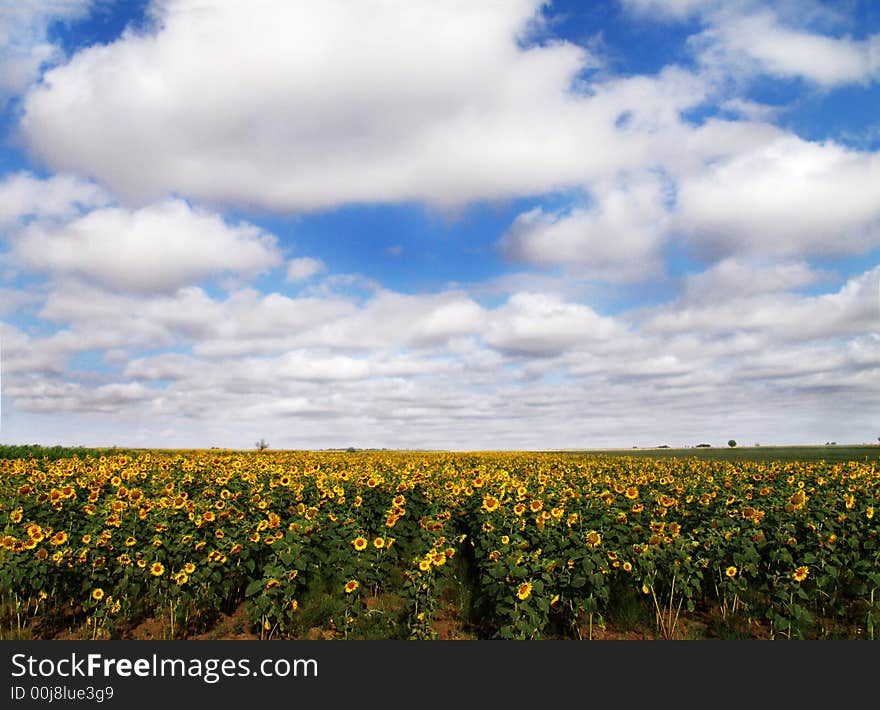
[{"xmin": 1, "ymin": 0, "xmax": 878, "ymax": 450}]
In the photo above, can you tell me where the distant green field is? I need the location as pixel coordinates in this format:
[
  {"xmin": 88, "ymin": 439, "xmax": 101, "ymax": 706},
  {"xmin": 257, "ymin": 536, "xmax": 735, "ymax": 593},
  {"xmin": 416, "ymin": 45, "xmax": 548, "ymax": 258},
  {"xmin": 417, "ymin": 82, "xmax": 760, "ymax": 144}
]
[
  {"xmin": 563, "ymin": 444, "xmax": 880, "ymax": 464},
  {"xmin": 2, "ymin": 443, "xmax": 880, "ymax": 465}
]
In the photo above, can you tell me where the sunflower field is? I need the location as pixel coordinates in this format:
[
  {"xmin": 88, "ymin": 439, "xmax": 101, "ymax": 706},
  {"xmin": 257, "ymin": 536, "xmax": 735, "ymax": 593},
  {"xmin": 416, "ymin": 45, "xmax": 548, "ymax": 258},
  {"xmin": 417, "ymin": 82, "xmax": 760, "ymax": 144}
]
[{"xmin": 1, "ymin": 449, "xmax": 877, "ymax": 640}]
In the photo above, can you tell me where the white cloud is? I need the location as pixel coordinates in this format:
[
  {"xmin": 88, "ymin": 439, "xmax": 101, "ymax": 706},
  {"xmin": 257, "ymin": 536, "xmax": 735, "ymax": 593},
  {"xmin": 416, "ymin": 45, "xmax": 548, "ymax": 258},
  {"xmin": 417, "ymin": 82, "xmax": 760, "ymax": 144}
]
[
  {"xmin": 620, "ymin": 0, "xmax": 717, "ymax": 21},
  {"xmin": 625, "ymin": 1, "xmax": 878, "ymax": 87},
  {"xmin": 0, "ymin": 171, "xmax": 111, "ymax": 227},
  {"xmin": 286, "ymin": 257, "xmax": 326, "ymax": 282},
  {"xmin": 7, "ymin": 378, "xmax": 151, "ymax": 413},
  {"xmin": 33, "ymin": 282, "xmax": 357, "ymax": 358},
  {"xmin": 497, "ymin": 173, "xmax": 672, "ymax": 279},
  {"xmin": 484, "ymin": 292, "xmax": 624, "ymax": 357},
  {"xmin": 300, "ymin": 291, "xmax": 487, "ymax": 352},
  {"xmin": 4, "ymin": 263, "xmax": 879, "ymax": 448},
  {"xmin": 3, "ymin": 0, "xmax": 880, "ymax": 450},
  {"xmin": 19, "ymin": 0, "xmax": 709, "ymax": 210},
  {"xmin": 675, "ymin": 135, "xmax": 880, "ymax": 259},
  {"xmin": 644, "ymin": 265, "xmax": 880, "ymax": 342},
  {"xmin": 701, "ymin": 10, "xmax": 878, "ymax": 87},
  {"xmin": 678, "ymin": 258, "xmax": 827, "ymax": 304},
  {"xmin": 0, "ymin": 322, "xmax": 65, "ymax": 374},
  {"xmin": 13, "ymin": 199, "xmax": 282, "ymax": 293},
  {"xmin": 0, "ymin": 0, "xmax": 95, "ymax": 99}
]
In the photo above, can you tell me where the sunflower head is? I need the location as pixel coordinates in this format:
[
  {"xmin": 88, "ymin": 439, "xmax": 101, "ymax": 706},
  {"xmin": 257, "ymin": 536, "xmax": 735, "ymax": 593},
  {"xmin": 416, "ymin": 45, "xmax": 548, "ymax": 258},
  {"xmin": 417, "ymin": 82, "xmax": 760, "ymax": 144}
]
[
  {"xmin": 516, "ymin": 581, "xmax": 533, "ymax": 601},
  {"xmin": 792, "ymin": 566, "xmax": 809, "ymax": 583}
]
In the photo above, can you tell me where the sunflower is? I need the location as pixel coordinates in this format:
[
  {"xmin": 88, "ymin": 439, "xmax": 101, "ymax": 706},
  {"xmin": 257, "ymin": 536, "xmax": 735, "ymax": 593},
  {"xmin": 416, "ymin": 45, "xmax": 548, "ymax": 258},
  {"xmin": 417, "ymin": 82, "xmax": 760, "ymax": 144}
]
[
  {"xmin": 352, "ymin": 536, "xmax": 368, "ymax": 551},
  {"xmin": 725, "ymin": 566, "xmax": 737, "ymax": 578},
  {"xmin": 516, "ymin": 582, "xmax": 533, "ymax": 601},
  {"xmin": 373, "ymin": 537, "xmax": 385, "ymax": 549},
  {"xmin": 586, "ymin": 530, "xmax": 602, "ymax": 548},
  {"xmin": 482, "ymin": 496, "xmax": 500, "ymax": 513},
  {"xmin": 183, "ymin": 562, "xmax": 196, "ymax": 574},
  {"xmin": 125, "ymin": 536, "xmax": 137, "ymax": 547},
  {"xmin": 92, "ymin": 588, "xmax": 104, "ymax": 601},
  {"xmin": 150, "ymin": 562, "xmax": 165, "ymax": 577},
  {"xmin": 418, "ymin": 559, "xmax": 432, "ymax": 572},
  {"xmin": 625, "ymin": 486, "xmax": 639, "ymax": 500},
  {"xmin": 344, "ymin": 580, "xmax": 359, "ymax": 594},
  {"xmin": 792, "ymin": 566, "xmax": 809, "ymax": 583}
]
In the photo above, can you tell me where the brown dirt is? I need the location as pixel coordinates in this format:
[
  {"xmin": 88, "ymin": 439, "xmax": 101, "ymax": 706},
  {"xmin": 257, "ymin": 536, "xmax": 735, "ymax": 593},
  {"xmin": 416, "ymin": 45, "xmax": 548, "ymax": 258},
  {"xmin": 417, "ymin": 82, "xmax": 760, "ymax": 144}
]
[{"xmin": 13, "ymin": 596, "xmax": 785, "ymax": 641}]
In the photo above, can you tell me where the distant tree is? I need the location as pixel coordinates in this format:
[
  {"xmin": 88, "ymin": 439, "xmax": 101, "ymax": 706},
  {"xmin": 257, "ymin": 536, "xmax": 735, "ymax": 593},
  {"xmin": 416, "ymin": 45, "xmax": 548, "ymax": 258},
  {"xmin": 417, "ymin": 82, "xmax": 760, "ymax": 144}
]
[
  {"xmin": 728, "ymin": 439, "xmax": 737, "ymax": 448},
  {"xmin": 255, "ymin": 438, "xmax": 269, "ymax": 451}
]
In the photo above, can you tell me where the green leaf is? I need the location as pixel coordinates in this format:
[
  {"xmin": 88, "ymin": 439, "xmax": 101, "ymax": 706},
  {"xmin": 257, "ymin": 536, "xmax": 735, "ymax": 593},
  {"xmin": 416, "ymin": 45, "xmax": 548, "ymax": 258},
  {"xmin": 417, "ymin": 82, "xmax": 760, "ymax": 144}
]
[{"xmin": 245, "ymin": 579, "xmax": 264, "ymax": 597}]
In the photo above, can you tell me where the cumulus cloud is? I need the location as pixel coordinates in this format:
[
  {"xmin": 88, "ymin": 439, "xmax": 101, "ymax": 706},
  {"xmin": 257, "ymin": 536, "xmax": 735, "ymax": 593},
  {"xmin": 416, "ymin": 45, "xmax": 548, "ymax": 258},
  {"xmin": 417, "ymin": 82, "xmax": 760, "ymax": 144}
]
[
  {"xmin": 13, "ymin": 199, "xmax": 282, "ymax": 292},
  {"xmin": 643, "ymin": 265, "xmax": 880, "ymax": 342},
  {"xmin": 677, "ymin": 258, "xmax": 828, "ymax": 304},
  {"xmin": 0, "ymin": 171, "xmax": 111, "ymax": 227},
  {"xmin": 3, "ymin": 0, "xmax": 880, "ymax": 450},
  {"xmin": 0, "ymin": 322, "xmax": 66, "ymax": 374},
  {"xmin": 7, "ymin": 378, "xmax": 152, "ymax": 413},
  {"xmin": 19, "ymin": 0, "xmax": 709, "ymax": 209},
  {"xmin": 4, "ymin": 262, "xmax": 878, "ymax": 448},
  {"xmin": 674, "ymin": 135, "xmax": 880, "ymax": 259},
  {"xmin": 696, "ymin": 9, "xmax": 879, "ymax": 88},
  {"xmin": 626, "ymin": 0, "xmax": 880, "ymax": 88},
  {"xmin": 484, "ymin": 292, "xmax": 624, "ymax": 357},
  {"xmin": 285, "ymin": 257, "xmax": 326, "ymax": 282},
  {"xmin": 0, "ymin": 0, "xmax": 95, "ymax": 99},
  {"xmin": 620, "ymin": 0, "xmax": 717, "ymax": 21},
  {"xmin": 497, "ymin": 173, "xmax": 673, "ymax": 279}
]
